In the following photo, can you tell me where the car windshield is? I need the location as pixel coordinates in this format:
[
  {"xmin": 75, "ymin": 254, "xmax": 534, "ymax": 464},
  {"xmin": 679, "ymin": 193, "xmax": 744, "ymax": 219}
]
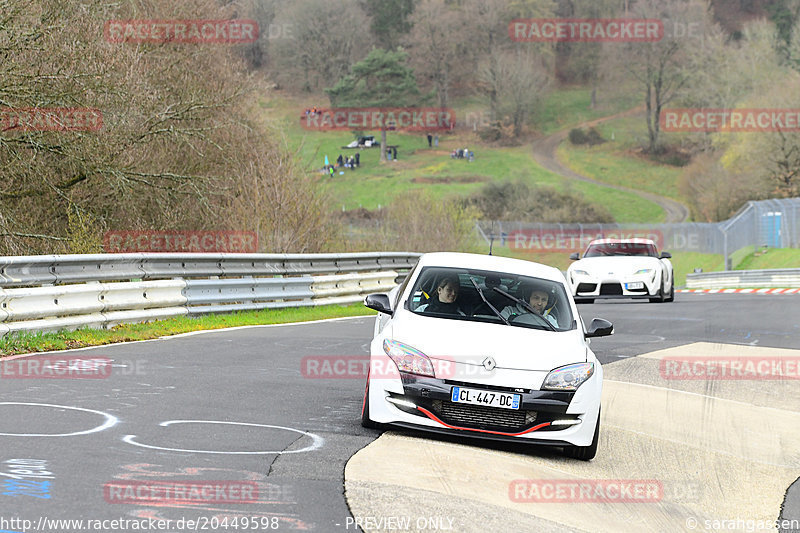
[
  {"xmin": 407, "ymin": 266, "xmax": 574, "ymax": 331},
  {"xmin": 584, "ymin": 242, "xmax": 658, "ymax": 257}
]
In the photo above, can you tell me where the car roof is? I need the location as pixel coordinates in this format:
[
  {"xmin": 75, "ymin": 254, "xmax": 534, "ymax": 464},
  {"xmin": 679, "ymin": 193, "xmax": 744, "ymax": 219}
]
[
  {"xmin": 588, "ymin": 238, "xmax": 656, "ymax": 245},
  {"xmin": 415, "ymin": 252, "xmax": 565, "ymax": 283}
]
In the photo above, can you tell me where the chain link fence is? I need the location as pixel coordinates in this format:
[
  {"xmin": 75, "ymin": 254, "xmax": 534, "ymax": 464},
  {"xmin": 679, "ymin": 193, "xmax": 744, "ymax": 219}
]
[{"xmin": 475, "ymin": 198, "xmax": 800, "ymax": 268}]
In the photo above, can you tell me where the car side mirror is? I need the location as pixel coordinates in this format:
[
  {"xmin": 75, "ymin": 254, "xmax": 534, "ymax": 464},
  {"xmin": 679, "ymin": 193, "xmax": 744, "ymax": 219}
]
[
  {"xmin": 585, "ymin": 318, "xmax": 613, "ymax": 338},
  {"xmin": 660, "ymin": 251, "xmax": 672, "ymax": 259},
  {"xmin": 364, "ymin": 293, "xmax": 393, "ymax": 315},
  {"xmin": 569, "ymin": 252, "xmax": 580, "ymax": 260}
]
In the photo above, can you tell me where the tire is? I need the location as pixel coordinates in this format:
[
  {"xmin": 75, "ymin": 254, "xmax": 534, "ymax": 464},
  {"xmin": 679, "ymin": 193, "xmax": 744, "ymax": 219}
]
[
  {"xmin": 649, "ymin": 279, "xmax": 667, "ymax": 303},
  {"xmin": 665, "ymin": 277, "xmax": 675, "ymax": 302},
  {"xmin": 360, "ymin": 373, "xmax": 380, "ymax": 429},
  {"xmin": 563, "ymin": 409, "xmax": 600, "ymax": 461}
]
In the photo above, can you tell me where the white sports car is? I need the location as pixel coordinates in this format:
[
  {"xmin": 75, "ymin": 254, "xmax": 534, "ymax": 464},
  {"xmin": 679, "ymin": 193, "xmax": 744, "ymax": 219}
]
[
  {"xmin": 567, "ymin": 238, "xmax": 674, "ymax": 303},
  {"xmin": 361, "ymin": 252, "xmax": 612, "ymax": 460}
]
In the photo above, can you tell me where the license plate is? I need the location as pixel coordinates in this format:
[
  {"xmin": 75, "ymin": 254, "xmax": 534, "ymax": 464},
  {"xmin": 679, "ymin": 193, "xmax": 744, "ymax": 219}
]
[
  {"xmin": 451, "ymin": 387, "xmax": 520, "ymax": 410},
  {"xmin": 626, "ymin": 282, "xmax": 644, "ymax": 290}
]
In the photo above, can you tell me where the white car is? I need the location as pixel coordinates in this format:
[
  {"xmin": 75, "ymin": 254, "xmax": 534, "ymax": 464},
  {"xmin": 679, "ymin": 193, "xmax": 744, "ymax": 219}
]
[
  {"xmin": 567, "ymin": 238, "xmax": 674, "ymax": 303},
  {"xmin": 361, "ymin": 252, "xmax": 611, "ymax": 460}
]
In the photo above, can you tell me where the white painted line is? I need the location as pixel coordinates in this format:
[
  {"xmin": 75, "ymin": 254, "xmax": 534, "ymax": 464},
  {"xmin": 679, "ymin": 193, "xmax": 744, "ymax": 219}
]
[
  {"xmin": 122, "ymin": 420, "xmax": 325, "ymax": 455},
  {"xmin": 0, "ymin": 402, "xmax": 118, "ymax": 437}
]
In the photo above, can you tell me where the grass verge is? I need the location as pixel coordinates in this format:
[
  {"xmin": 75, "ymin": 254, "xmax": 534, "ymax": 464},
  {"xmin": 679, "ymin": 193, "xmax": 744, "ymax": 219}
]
[
  {"xmin": 266, "ymin": 93, "xmax": 660, "ymax": 221},
  {"xmin": 556, "ymin": 140, "xmax": 684, "ymax": 204},
  {"xmin": 532, "ymin": 87, "xmax": 640, "ymax": 136},
  {"xmin": 0, "ymin": 304, "xmax": 374, "ymax": 357},
  {"xmin": 735, "ymin": 248, "xmax": 800, "ymax": 270}
]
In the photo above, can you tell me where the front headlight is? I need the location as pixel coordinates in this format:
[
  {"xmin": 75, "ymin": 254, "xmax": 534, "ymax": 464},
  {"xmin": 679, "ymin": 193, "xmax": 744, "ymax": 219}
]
[
  {"xmin": 634, "ymin": 268, "xmax": 653, "ymax": 275},
  {"xmin": 572, "ymin": 269, "xmax": 589, "ymax": 276},
  {"xmin": 383, "ymin": 339, "xmax": 436, "ymax": 377},
  {"xmin": 542, "ymin": 362, "xmax": 594, "ymax": 391}
]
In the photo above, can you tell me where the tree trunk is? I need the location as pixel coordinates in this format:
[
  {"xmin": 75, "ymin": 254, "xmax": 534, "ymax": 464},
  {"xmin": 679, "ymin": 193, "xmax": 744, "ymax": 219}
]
[{"xmin": 645, "ymin": 83, "xmax": 657, "ymax": 154}]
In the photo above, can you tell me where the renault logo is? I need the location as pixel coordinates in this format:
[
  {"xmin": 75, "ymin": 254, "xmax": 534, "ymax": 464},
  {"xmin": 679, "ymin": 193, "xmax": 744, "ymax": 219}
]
[{"xmin": 482, "ymin": 357, "xmax": 497, "ymax": 371}]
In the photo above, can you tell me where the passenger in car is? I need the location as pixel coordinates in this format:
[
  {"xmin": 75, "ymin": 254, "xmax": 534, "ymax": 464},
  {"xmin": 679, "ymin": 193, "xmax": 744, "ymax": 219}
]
[
  {"xmin": 417, "ymin": 275, "xmax": 466, "ymax": 316},
  {"xmin": 500, "ymin": 284, "xmax": 558, "ymax": 327}
]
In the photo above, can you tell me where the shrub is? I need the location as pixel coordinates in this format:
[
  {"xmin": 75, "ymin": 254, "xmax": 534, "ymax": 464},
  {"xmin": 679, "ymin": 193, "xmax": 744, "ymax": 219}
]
[{"xmin": 569, "ymin": 127, "xmax": 605, "ymax": 145}]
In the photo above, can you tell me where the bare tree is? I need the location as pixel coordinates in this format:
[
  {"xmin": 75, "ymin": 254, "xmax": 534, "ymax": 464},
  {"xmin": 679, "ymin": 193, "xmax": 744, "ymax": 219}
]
[
  {"xmin": 404, "ymin": 0, "xmax": 467, "ymax": 109},
  {"xmin": 612, "ymin": 0, "xmax": 713, "ymax": 153},
  {"xmin": 481, "ymin": 47, "xmax": 551, "ymax": 138},
  {"xmin": 463, "ymin": 0, "xmax": 552, "ymax": 128},
  {"xmin": 269, "ymin": 0, "xmax": 368, "ymax": 91},
  {"xmin": 0, "ymin": 0, "xmax": 338, "ymax": 254}
]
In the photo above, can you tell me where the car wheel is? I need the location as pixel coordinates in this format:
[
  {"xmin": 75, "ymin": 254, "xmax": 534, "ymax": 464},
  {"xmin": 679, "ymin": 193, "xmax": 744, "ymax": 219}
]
[
  {"xmin": 361, "ymin": 372, "xmax": 381, "ymax": 429},
  {"xmin": 665, "ymin": 278, "xmax": 675, "ymax": 302},
  {"xmin": 649, "ymin": 279, "xmax": 666, "ymax": 303},
  {"xmin": 563, "ymin": 409, "xmax": 600, "ymax": 461}
]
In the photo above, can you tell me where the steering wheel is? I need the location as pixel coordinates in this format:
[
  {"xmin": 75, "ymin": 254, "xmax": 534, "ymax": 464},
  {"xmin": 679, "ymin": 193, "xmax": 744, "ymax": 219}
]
[
  {"xmin": 508, "ymin": 311, "xmax": 554, "ymax": 327},
  {"xmin": 470, "ymin": 302, "xmax": 497, "ymax": 317}
]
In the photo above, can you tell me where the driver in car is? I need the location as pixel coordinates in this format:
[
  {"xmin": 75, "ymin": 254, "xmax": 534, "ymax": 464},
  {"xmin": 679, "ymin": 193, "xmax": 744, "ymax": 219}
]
[
  {"xmin": 500, "ymin": 283, "xmax": 558, "ymax": 327},
  {"xmin": 417, "ymin": 275, "xmax": 466, "ymax": 316}
]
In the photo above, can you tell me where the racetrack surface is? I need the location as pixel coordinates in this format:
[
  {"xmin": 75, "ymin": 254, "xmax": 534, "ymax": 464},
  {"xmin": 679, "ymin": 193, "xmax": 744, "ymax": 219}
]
[{"xmin": 0, "ymin": 294, "xmax": 798, "ymax": 532}]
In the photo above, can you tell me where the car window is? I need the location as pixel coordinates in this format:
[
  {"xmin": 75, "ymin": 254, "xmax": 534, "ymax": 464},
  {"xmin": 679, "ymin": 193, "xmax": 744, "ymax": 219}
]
[
  {"xmin": 584, "ymin": 242, "xmax": 658, "ymax": 257},
  {"xmin": 395, "ymin": 260, "xmax": 419, "ymax": 310},
  {"xmin": 407, "ymin": 266, "xmax": 574, "ymax": 331}
]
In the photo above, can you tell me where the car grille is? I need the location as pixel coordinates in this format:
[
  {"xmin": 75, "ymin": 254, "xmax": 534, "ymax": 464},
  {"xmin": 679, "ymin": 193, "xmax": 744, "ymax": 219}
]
[
  {"xmin": 600, "ymin": 283, "xmax": 622, "ymax": 295},
  {"xmin": 434, "ymin": 401, "xmax": 536, "ymax": 431},
  {"xmin": 576, "ymin": 283, "xmax": 596, "ymax": 293}
]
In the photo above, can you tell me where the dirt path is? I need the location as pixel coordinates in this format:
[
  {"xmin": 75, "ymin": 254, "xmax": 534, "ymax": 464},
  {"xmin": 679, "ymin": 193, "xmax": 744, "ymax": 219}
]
[{"xmin": 531, "ymin": 108, "xmax": 690, "ymax": 223}]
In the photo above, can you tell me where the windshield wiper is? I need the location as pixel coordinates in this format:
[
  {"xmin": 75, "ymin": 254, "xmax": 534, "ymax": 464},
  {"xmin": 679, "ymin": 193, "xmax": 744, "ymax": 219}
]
[
  {"xmin": 492, "ymin": 287, "xmax": 556, "ymax": 332},
  {"xmin": 469, "ymin": 277, "xmax": 509, "ymax": 325}
]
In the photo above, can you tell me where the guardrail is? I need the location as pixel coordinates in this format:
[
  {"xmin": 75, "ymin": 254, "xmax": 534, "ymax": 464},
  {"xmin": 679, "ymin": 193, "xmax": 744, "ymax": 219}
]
[
  {"xmin": 0, "ymin": 252, "xmax": 420, "ymax": 336},
  {"xmin": 685, "ymin": 268, "xmax": 800, "ymax": 289}
]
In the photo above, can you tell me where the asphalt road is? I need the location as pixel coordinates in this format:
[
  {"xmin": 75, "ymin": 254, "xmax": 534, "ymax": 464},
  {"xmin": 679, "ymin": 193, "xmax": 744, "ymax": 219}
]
[{"xmin": 0, "ymin": 294, "xmax": 798, "ymax": 532}]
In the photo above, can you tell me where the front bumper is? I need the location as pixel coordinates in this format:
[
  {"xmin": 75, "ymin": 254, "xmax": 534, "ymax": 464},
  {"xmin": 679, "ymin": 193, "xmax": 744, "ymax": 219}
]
[
  {"xmin": 570, "ymin": 276, "xmax": 658, "ymax": 299},
  {"xmin": 368, "ymin": 372, "xmax": 601, "ymax": 446}
]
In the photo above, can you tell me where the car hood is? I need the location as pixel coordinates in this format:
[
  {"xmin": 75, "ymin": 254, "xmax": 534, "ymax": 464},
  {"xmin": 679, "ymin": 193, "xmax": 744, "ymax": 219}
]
[
  {"xmin": 388, "ymin": 310, "xmax": 588, "ymax": 372},
  {"xmin": 570, "ymin": 256, "xmax": 661, "ymax": 275}
]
